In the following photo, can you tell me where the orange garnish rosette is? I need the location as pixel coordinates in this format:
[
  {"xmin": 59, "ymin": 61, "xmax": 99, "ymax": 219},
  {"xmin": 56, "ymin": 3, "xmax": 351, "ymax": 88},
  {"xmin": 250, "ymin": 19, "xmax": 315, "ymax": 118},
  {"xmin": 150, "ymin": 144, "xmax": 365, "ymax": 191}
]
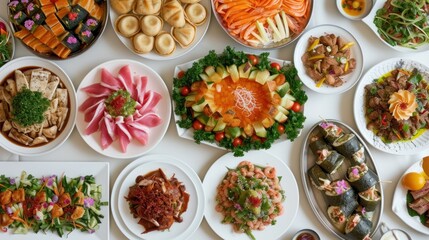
[{"xmin": 388, "ymin": 89, "xmax": 418, "ymax": 120}]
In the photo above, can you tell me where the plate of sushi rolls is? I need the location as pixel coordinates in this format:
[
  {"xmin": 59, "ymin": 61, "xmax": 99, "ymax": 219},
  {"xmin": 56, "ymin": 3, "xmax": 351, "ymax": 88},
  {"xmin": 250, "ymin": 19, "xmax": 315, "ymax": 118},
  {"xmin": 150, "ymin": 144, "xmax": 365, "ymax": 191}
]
[{"xmin": 301, "ymin": 119, "xmax": 383, "ymax": 240}]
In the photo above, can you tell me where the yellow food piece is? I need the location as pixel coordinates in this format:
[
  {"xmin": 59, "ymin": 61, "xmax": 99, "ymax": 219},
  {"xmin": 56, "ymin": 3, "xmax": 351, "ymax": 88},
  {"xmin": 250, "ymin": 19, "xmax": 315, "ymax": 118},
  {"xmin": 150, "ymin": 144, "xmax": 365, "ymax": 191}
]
[
  {"xmin": 402, "ymin": 172, "xmax": 426, "ymax": 190},
  {"xmin": 307, "ymin": 38, "xmax": 319, "ymax": 52},
  {"xmin": 422, "ymin": 156, "xmax": 429, "ymax": 178},
  {"xmin": 308, "ymin": 54, "xmax": 325, "ymax": 61},
  {"xmin": 340, "ymin": 42, "xmax": 355, "ymax": 51},
  {"xmin": 316, "ymin": 77, "xmax": 326, "ymax": 88}
]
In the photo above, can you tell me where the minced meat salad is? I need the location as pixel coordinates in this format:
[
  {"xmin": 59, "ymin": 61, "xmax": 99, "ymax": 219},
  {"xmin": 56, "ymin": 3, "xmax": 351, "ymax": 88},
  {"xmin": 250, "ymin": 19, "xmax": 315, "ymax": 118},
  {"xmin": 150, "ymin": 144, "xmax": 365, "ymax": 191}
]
[{"xmin": 364, "ymin": 68, "xmax": 429, "ymax": 142}]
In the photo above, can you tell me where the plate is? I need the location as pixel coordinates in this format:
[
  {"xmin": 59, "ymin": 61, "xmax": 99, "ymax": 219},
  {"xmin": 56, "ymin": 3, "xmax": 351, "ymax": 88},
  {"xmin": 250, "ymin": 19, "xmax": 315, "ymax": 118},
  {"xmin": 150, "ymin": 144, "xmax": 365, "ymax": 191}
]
[
  {"xmin": 172, "ymin": 56, "xmax": 300, "ymax": 151},
  {"xmin": 293, "ymin": 24, "xmax": 364, "ymax": 94},
  {"xmin": 109, "ymin": 0, "xmax": 211, "ymax": 60},
  {"xmin": 300, "ymin": 119, "xmax": 383, "ymax": 239},
  {"xmin": 211, "ymin": 0, "xmax": 313, "ymax": 49},
  {"xmin": 336, "ymin": 0, "xmax": 373, "ymax": 20},
  {"xmin": 353, "ymin": 58, "xmax": 429, "ymax": 155},
  {"xmin": 111, "ymin": 155, "xmax": 204, "ymax": 240},
  {"xmin": 0, "ymin": 56, "xmax": 77, "ymax": 156},
  {"xmin": 7, "ymin": 0, "xmax": 109, "ymax": 59},
  {"xmin": 203, "ymin": 151, "xmax": 299, "ymax": 240},
  {"xmin": 392, "ymin": 160, "xmax": 429, "ymax": 235},
  {"xmin": 75, "ymin": 59, "xmax": 171, "ymax": 159},
  {"xmin": 0, "ymin": 17, "xmax": 15, "ymax": 67},
  {"xmin": 0, "ymin": 161, "xmax": 109, "ymax": 240},
  {"xmin": 362, "ymin": 0, "xmax": 429, "ymax": 53}
]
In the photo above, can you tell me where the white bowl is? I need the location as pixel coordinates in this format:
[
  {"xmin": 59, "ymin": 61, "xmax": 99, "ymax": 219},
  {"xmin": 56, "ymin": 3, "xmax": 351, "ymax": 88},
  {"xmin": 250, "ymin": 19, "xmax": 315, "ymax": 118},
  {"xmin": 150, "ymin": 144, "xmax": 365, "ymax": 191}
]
[
  {"xmin": 336, "ymin": 0, "xmax": 373, "ymax": 20},
  {"xmin": 0, "ymin": 57, "xmax": 77, "ymax": 156},
  {"xmin": 293, "ymin": 24, "xmax": 364, "ymax": 94},
  {"xmin": 362, "ymin": 0, "xmax": 429, "ymax": 53}
]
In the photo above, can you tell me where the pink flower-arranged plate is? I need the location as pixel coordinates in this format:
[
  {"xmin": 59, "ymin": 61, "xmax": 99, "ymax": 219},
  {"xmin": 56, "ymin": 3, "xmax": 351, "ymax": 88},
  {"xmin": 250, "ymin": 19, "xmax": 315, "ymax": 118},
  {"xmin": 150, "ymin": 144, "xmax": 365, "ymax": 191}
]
[{"xmin": 76, "ymin": 59, "xmax": 171, "ymax": 159}]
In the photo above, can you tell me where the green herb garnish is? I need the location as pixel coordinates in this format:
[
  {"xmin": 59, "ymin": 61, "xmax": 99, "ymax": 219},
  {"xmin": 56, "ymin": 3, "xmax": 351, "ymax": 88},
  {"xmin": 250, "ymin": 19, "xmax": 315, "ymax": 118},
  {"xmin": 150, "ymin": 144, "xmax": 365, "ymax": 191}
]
[{"xmin": 12, "ymin": 88, "xmax": 50, "ymax": 126}]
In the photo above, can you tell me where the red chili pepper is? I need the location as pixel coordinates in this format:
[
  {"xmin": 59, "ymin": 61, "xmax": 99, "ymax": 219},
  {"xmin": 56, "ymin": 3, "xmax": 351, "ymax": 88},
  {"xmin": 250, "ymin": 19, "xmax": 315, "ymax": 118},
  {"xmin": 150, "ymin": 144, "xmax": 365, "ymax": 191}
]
[{"xmin": 381, "ymin": 114, "xmax": 388, "ymax": 126}]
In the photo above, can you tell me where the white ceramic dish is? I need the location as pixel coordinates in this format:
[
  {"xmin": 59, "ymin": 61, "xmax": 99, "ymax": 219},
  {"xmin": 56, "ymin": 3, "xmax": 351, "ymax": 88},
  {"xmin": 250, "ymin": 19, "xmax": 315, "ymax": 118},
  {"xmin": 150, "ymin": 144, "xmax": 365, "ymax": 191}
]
[
  {"xmin": 109, "ymin": 0, "xmax": 211, "ymax": 60},
  {"xmin": 392, "ymin": 160, "xmax": 429, "ymax": 235},
  {"xmin": 362, "ymin": 0, "xmax": 429, "ymax": 53},
  {"xmin": 76, "ymin": 59, "xmax": 171, "ymax": 159},
  {"xmin": 294, "ymin": 24, "xmax": 364, "ymax": 94},
  {"xmin": 353, "ymin": 58, "xmax": 429, "ymax": 155},
  {"xmin": 336, "ymin": 0, "xmax": 373, "ymax": 20},
  {"xmin": 111, "ymin": 155, "xmax": 204, "ymax": 240},
  {"xmin": 0, "ymin": 162, "xmax": 110, "ymax": 240},
  {"xmin": 203, "ymin": 151, "xmax": 299, "ymax": 240},
  {"xmin": 301, "ymin": 119, "xmax": 383, "ymax": 239},
  {"xmin": 0, "ymin": 57, "xmax": 77, "ymax": 156},
  {"xmin": 172, "ymin": 57, "xmax": 299, "ymax": 150}
]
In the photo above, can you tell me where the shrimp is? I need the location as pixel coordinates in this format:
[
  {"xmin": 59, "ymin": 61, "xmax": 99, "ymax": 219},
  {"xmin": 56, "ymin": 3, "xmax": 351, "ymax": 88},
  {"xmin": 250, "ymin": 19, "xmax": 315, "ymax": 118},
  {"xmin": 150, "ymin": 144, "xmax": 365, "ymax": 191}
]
[
  {"xmin": 268, "ymin": 189, "xmax": 282, "ymax": 203},
  {"xmin": 264, "ymin": 167, "xmax": 277, "ymax": 179},
  {"xmin": 238, "ymin": 161, "xmax": 255, "ymax": 171}
]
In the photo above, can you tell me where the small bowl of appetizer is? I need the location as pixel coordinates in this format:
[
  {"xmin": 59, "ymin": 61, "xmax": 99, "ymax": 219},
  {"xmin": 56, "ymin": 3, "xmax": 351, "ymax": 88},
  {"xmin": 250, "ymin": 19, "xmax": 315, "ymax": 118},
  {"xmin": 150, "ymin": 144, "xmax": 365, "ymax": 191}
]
[
  {"xmin": 336, "ymin": 0, "xmax": 373, "ymax": 20},
  {"xmin": 294, "ymin": 24, "xmax": 364, "ymax": 94},
  {"xmin": 0, "ymin": 56, "xmax": 77, "ymax": 156},
  {"xmin": 292, "ymin": 229, "xmax": 320, "ymax": 240}
]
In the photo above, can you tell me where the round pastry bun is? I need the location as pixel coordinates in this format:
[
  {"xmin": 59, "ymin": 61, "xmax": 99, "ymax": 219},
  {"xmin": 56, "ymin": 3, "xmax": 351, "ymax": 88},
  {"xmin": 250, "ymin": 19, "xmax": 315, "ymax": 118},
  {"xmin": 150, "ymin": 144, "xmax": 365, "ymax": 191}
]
[
  {"xmin": 172, "ymin": 21, "xmax": 196, "ymax": 48},
  {"xmin": 111, "ymin": 0, "xmax": 135, "ymax": 14},
  {"xmin": 154, "ymin": 32, "xmax": 176, "ymax": 55},
  {"xmin": 133, "ymin": 33, "xmax": 154, "ymax": 54},
  {"xmin": 141, "ymin": 15, "xmax": 164, "ymax": 36},
  {"xmin": 185, "ymin": 3, "xmax": 207, "ymax": 26},
  {"xmin": 116, "ymin": 14, "xmax": 140, "ymax": 38}
]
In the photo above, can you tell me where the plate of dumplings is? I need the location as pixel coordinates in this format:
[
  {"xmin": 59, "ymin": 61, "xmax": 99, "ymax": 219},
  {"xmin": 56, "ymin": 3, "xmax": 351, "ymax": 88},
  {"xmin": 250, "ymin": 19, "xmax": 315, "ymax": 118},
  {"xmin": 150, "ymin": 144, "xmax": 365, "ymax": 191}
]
[{"xmin": 110, "ymin": 0, "xmax": 211, "ymax": 60}]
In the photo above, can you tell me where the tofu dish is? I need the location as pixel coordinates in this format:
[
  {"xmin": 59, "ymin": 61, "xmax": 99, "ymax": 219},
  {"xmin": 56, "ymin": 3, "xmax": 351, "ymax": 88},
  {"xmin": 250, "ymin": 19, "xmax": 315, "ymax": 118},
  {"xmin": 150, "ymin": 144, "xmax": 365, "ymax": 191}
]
[{"xmin": 0, "ymin": 67, "xmax": 69, "ymax": 146}]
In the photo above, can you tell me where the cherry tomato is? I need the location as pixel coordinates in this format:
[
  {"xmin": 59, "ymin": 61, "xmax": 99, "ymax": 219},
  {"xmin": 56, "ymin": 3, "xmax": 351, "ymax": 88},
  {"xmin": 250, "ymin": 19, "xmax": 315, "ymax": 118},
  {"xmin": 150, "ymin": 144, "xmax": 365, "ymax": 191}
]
[
  {"xmin": 180, "ymin": 86, "xmax": 190, "ymax": 96},
  {"xmin": 291, "ymin": 102, "xmax": 301, "ymax": 112},
  {"xmin": 277, "ymin": 124, "xmax": 285, "ymax": 134},
  {"xmin": 192, "ymin": 120, "xmax": 204, "ymax": 130},
  {"xmin": 215, "ymin": 132, "xmax": 225, "ymax": 142},
  {"xmin": 232, "ymin": 137, "xmax": 242, "ymax": 147},
  {"xmin": 177, "ymin": 70, "xmax": 185, "ymax": 78},
  {"xmin": 270, "ymin": 62, "xmax": 281, "ymax": 71},
  {"xmin": 247, "ymin": 55, "xmax": 259, "ymax": 65},
  {"xmin": 251, "ymin": 135, "xmax": 261, "ymax": 142}
]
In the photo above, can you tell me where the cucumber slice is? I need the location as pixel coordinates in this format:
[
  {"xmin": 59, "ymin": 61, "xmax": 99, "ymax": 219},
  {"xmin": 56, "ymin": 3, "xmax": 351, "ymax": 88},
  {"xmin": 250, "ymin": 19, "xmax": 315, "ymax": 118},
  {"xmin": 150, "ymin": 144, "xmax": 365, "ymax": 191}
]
[
  {"xmin": 253, "ymin": 122, "xmax": 267, "ymax": 138},
  {"xmin": 227, "ymin": 64, "xmax": 239, "ymax": 82},
  {"xmin": 238, "ymin": 63, "xmax": 252, "ymax": 78},
  {"xmin": 207, "ymin": 117, "xmax": 218, "ymax": 127},
  {"xmin": 192, "ymin": 98, "xmax": 207, "ymax": 112},
  {"xmin": 248, "ymin": 70, "xmax": 258, "ymax": 80},
  {"xmin": 227, "ymin": 127, "xmax": 241, "ymax": 138},
  {"xmin": 197, "ymin": 115, "xmax": 209, "ymax": 125},
  {"xmin": 213, "ymin": 118, "xmax": 226, "ymax": 131},
  {"xmin": 255, "ymin": 70, "xmax": 270, "ymax": 85},
  {"xmin": 276, "ymin": 82, "xmax": 290, "ymax": 97},
  {"xmin": 274, "ymin": 111, "xmax": 287, "ymax": 123}
]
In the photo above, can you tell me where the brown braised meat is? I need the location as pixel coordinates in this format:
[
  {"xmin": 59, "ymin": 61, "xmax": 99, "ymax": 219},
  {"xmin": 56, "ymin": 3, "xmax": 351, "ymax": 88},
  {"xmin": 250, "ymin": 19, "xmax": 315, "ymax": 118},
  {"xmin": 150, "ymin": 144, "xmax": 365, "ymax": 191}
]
[
  {"xmin": 301, "ymin": 34, "xmax": 356, "ymax": 87},
  {"xmin": 125, "ymin": 169, "xmax": 190, "ymax": 233}
]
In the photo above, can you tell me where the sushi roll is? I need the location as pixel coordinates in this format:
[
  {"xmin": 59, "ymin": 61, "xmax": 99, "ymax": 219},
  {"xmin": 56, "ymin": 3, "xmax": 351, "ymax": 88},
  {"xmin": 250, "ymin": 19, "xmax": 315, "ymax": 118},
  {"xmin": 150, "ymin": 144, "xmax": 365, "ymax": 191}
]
[
  {"xmin": 31, "ymin": 9, "xmax": 46, "ymax": 25},
  {"xmin": 324, "ymin": 180, "xmax": 356, "ymax": 206},
  {"xmin": 346, "ymin": 163, "xmax": 379, "ymax": 192},
  {"xmin": 84, "ymin": 17, "xmax": 100, "ymax": 31},
  {"xmin": 327, "ymin": 199, "xmax": 358, "ymax": 232},
  {"xmin": 318, "ymin": 122, "xmax": 344, "ymax": 144},
  {"xmin": 61, "ymin": 5, "xmax": 88, "ymax": 30},
  {"xmin": 351, "ymin": 145, "xmax": 366, "ymax": 166},
  {"xmin": 61, "ymin": 32, "xmax": 81, "ymax": 52},
  {"xmin": 26, "ymin": 2, "xmax": 41, "ymax": 17},
  {"xmin": 8, "ymin": 1, "xmax": 25, "ymax": 13},
  {"xmin": 332, "ymin": 133, "xmax": 361, "ymax": 159},
  {"xmin": 358, "ymin": 187, "xmax": 381, "ymax": 212},
  {"xmin": 76, "ymin": 24, "xmax": 94, "ymax": 44},
  {"xmin": 11, "ymin": 11, "xmax": 27, "ymax": 25},
  {"xmin": 316, "ymin": 150, "xmax": 345, "ymax": 174},
  {"xmin": 308, "ymin": 165, "xmax": 331, "ymax": 190},
  {"xmin": 309, "ymin": 136, "xmax": 332, "ymax": 156},
  {"xmin": 345, "ymin": 214, "xmax": 372, "ymax": 240}
]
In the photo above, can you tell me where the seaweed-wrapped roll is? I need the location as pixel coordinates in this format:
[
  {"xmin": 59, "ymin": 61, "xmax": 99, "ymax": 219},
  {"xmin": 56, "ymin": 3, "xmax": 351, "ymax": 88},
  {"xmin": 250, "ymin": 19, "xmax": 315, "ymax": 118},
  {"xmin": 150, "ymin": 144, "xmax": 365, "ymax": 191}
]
[
  {"xmin": 309, "ymin": 135, "xmax": 332, "ymax": 156},
  {"xmin": 316, "ymin": 150, "xmax": 345, "ymax": 174},
  {"xmin": 61, "ymin": 32, "xmax": 81, "ymax": 52},
  {"xmin": 324, "ymin": 180, "xmax": 356, "ymax": 206},
  {"xmin": 333, "ymin": 133, "xmax": 362, "ymax": 159},
  {"xmin": 327, "ymin": 199, "xmax": 358, "ymax": 232},
  {"xmin": 346, "ymin": 163, "xmax": 379, "ymax": 192},
  {"xmin": 351, "ymin": 145, "xmax": 366, "ymax": 166},
  {"xmin": 318, "ymin": 122, "xmax": 344, "ymax": 144},
  {"xmin": 358, "ymin": 187, "xmax": 381, "ymax": 212},
  {"xmin": 345, "ymin": 214, "xmax": 372, "ymax": 240},
  {"xmin": 308, "ymin": 165, "xmax": 331, "ymax": 190}
]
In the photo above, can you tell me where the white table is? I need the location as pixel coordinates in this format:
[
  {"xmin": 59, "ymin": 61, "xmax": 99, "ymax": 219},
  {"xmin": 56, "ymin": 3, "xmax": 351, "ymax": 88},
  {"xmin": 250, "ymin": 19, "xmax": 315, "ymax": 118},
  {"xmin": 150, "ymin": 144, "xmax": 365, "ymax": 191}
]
[{"xmin": 1, "ymin": 0, "xmax": 429, "ymax": 239}]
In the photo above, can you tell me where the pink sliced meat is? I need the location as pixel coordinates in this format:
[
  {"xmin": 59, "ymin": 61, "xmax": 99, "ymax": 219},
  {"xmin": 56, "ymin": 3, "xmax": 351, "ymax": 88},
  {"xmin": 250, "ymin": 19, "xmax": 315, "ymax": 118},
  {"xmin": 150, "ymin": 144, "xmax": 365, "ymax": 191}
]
[
  {"xmin": 118, "ymin": 65, "xmax": 134, "ymax": 97},
  {"xmin": 99, "ymin": 118, "xmax": 113, "ymax": 149},
  {"xmin": 101, "ymin": 68, "xmax": 122, "ymax": 90},
  {"xmin": 411, "ymin": 181, "xmax": 429, "ymax": 199},
  {"xmin": 79, "ymin": 96, "xmax": 105, "ymax": 112},
  {"xmin": 84, "ymin": 103, "xmax": 105, "ymax": 135},
  {"xmin": 135, "ymin": 76, "xmax": 148, "ymax": 104},
  {"xmin": 138, "ymin": 91, "xmax": 162, "ymax": 114},
  {"xmin": 127, "ymin": 125, "xmax": 149, "ymax": 145},
  {"xmin": 116, "ymin": 123, "xmax": 131, "ymax": 153},
  {"xmin": 410, "ymin": 203, "xmax": 429, "ymax": 215},
  {"xmin": 81, "ymin": 83, "xmax": 112, "ymax": 97},
  {"xmin": 104, "ymin": 114, "xmax": 116, "ymax": 139},
  {"xmin": 134, "ymin": 112, "xmax": 162, "ymax": 127}
]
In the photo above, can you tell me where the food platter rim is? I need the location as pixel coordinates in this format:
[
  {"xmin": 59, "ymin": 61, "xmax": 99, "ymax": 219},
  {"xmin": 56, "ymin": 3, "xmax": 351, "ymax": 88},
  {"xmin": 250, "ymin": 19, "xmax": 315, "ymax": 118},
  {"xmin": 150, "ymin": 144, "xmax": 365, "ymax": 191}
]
[
  {"xmin": 210, "ymin": 0, "xmax": 314, "ymax": 50},
  {"xmin": 300, "ymin": 119, "xmax": 384, "ymax": 240},
  {"xmin": 6, "ymin": 0, "xmax": 110, "ymax": 60}
]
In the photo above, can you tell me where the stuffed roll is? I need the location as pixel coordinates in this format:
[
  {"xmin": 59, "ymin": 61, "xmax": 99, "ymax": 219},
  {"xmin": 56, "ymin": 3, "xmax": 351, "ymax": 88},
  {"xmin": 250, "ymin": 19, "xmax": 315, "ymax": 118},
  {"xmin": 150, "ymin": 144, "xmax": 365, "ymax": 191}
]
[
  {"xmin": 346, "ymin": 163, "xmax": 379, "ymax": 192},
  {"xmin": 317, "ymin": 122, "xmax": 344, "ymax": 144},
  {"xmin": 351, "ymin": 145, "xmax": 366, "ymax": 166},
  {"xmin": 316, "ymin": 149, "xmax": 345, "ymax": 174},
  {"xmin": 345, "ymin": 214, "xmax": 372, "ymax": 240},
  {"xmin": 324, "ymin": 180, "xmax": 356, "ymax": 206},
  {"xmin": 358, "ymin": 187, "xmax": 381, "ymax": 212},
  {"xmin": 309, "ymin": 135, "xmax": 331, "ymax": 156},
  {"xmin": 308, "ymin": 165, "xmax": 331, "ymax": 190},
  {"xmin": 327, "ymin": 199, "xmax": 358, "ymax": 232},
  {"xmin": 333, "ymin": 133, "xmax": 361, "ymax": 159}
]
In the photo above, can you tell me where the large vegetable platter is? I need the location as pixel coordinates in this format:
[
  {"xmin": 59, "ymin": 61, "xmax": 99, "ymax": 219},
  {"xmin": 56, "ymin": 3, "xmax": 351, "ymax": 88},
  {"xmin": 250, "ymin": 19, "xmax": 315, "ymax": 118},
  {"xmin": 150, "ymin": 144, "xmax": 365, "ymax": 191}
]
[{"xmin": 172, "ymin": 46, "xmax": 307, "ymax": 156}]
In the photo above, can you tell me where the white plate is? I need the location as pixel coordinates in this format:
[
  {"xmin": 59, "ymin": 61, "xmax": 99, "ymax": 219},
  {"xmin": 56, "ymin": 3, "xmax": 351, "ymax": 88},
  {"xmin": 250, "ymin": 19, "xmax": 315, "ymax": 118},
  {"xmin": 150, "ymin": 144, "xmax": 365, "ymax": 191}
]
[
  {"xmin": 172, "ymin": 57, "xmax": 296, "ymax": 150},
  {"xmin": 293, "ymin": 24, "xmax": 364, "ymax": 94},
  {"xmin": 109, "ymin": 0, "xmax": 211, "ymax": 60},
  {"xmin": 76, "ymin": 59, "xmax": 171, "ymax": 159},
  {"xmin": 0, "ymin": 57, "xmax": 77, "ymax": 156},
  {"xmin": 203, "ymin": 151, "xmax": 299, "ymax": 240},
  {"xmin": 362, "ymin": 0, "xmax": 429, "ymax": 53},
  {"xmin": 353, "ymin": 58, "xmax": 429, "ymax": 155},
  {"xmin": 301, "ymin": 119, "xmax": 383, "ymax": 239},
  {"xmin": 0, "ymin": 162, "xmax": 109, "ymax": 240},
  {"xmin": 392, "ymin": 160, "xmax": 429, "ymax": 235},
  {"xmin": 111, "ymin": 155, "xmax": 204, "ymax": 240}
]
